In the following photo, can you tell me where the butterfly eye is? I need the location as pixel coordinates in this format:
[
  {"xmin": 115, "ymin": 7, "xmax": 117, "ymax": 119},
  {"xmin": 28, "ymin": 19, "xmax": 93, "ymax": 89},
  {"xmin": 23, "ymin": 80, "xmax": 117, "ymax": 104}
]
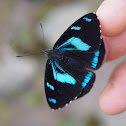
[
  {"xmin": 63, "ymin": 57, "xmax": 69, "ymax": 63},
  {"xmin": 56, "ymin": 55, "xmax": 63, "ymax": 61}
]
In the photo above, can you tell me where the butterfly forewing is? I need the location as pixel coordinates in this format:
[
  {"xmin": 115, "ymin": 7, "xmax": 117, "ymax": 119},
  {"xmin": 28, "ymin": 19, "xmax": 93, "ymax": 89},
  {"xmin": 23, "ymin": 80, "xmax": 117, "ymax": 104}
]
[{"xmin": 53, "ymin": 13, "xmax": 101, "ymax": 52}]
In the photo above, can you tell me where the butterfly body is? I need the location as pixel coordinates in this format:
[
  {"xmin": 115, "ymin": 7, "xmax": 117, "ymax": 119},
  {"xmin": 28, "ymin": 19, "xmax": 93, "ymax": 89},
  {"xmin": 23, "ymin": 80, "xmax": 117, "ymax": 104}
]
[{"xmin": 44, "ymin": 13, "xmax": 105, "ymax": 110}]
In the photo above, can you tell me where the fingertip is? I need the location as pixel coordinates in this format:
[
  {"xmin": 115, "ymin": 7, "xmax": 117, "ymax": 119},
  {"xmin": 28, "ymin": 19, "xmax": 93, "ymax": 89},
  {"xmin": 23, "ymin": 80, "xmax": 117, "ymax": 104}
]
[
  {"xmin": 102, "ymin": 31, "xmax": 126, "ymax": 62},
  {"xmin": 96, "ymin": 0, "xmax": 126, "ymax": 36},
  {"xmin": 99, "ymin": 61, "xmax": 126, "ymax": 115},
  {"xmin": 99, "ymin": 81, "xmax": 126, "ymax": 115},
  {"xmin": 99, "ymin": 81, "xmax": 117, "ymax": 115}
]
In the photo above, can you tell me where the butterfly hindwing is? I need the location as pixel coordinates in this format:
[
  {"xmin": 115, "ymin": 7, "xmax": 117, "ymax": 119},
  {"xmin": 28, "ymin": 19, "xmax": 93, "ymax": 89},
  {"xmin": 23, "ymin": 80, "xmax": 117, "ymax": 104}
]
[
  {"xmin": 45, "ymin": 59, "xmax": 95, "ymax": 109},
  {"xmin": 57, "ymin": 59, "xmax": 96, "ymax": 99},
  {"xmin": 53, "ymin": 13, "xmax": 101, "ymax": 52},
  {"xmin": 62, "ymin": 39, "xmax": 105, "ymax": 70},
  {"xmin": 45, "ymin": 59, "xmax": 83, "ymax": 109},
  {"xmin": 82, "ymin": 39, "xmax": 105, "ymax": 70}
]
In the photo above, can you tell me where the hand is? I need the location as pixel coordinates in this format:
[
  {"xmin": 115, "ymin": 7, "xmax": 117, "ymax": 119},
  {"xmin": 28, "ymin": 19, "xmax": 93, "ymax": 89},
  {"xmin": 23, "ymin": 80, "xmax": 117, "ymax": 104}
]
[{"xmin": 96, "ymin": 0, "xmax": 126, "ymax": 115}]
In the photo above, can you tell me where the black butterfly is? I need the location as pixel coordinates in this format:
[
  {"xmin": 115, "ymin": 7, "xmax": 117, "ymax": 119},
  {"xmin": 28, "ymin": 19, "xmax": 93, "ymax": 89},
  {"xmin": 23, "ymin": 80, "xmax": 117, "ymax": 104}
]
[{"xmin": 44, "ymin": 13, "xmax": 105, "ymax": 110}]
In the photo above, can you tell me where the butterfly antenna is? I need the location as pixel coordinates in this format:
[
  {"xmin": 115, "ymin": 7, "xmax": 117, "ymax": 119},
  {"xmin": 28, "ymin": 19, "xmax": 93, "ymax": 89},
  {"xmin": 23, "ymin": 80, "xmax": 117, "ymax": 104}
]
[
  {"xmin": 16, "ymin": 52, "xmax": 43, "ymax": 57},
  {"xmin": 40, "ymin": 23, "xmax": 46, "ymax": 50},
  {"xmin": 16, "ymin": 23, "xmax": 47, "ymax": 58}
]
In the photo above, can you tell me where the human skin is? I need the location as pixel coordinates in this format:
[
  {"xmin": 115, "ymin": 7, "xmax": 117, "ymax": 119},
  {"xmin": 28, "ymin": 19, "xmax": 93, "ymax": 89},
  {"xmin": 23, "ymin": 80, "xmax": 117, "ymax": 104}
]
[{"xmin": 96, "ymin": 0, "xmax": 126, "ymax": 115}]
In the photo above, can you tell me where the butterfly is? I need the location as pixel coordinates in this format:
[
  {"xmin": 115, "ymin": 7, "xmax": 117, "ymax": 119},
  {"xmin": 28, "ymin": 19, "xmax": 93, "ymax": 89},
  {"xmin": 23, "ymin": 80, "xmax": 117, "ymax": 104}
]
[{"xmin": 44, "ymin": 13, "xmax": 105, "ymax": 110}]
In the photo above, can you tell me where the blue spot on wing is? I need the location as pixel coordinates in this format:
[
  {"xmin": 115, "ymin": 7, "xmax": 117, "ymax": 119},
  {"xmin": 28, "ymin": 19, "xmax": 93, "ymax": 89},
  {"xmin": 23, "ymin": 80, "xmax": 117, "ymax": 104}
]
[
  {"xmin": 48, "ymin": 98, "xmax": 57, "ymax": 104},
  {"xmin": 92, "ymin": 50, "xmax": 100, "ymax": 68},
  {"xmin": 71, "ymin": 26, "xmax": 81, "ymax": 30},
  {"xmin": 83, "ymin": 17, "xmax": 92, "ymax": 22},
  {"xmin": 82, "ymin": 72, "xmax": 93, "ymax": 88},
  {"xmin": 46, "ymin": 82, "xmax": 54, "ymax": 91},
  {"xmin": 50, "ymin": 61, "xmax": 76, "ymax": 85},
  {"xmin": 56, "ymin": 37, "xmax": 91, "ymax": 51}
]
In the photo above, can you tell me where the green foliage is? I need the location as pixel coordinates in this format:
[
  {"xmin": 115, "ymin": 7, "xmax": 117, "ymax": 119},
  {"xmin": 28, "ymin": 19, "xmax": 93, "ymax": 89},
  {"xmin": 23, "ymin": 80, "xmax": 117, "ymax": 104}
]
[
  {"xmin": 85, "ymin": 114, "xmax": 103, "ymax": 126},
  {"xmin": 58, "ymin": 116, "xmax": 80, "ymax": 126},
  {"xmin": 23, "ymin": 91, "xmax": 42, "ymax": 107},
  {"xmin": 0, "ymin": 102, "xmax": 10, "ymax": 126}
]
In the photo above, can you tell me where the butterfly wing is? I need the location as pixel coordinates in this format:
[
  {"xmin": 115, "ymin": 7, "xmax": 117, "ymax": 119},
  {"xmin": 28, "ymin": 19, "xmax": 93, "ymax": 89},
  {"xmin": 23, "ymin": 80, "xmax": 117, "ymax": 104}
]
[
  {"xmin": 58, "ymin": 59, "xmax": 96, "ymax": 99},
  {"xmin": 45, "ymin": 13, "xmax": 105, "ymax": 109},
  {"xmin": 53, "ymin": 13, "xmax": 101, "ymax": 52},
  {"xmin": 45, "ymin": 59, "xmax": 95, "ymax": 109},
  {"xmin": 45, "ymin": 59, "xmax": 82, "ymax": 109},
  {"xmin": 81, "ymin": 39, "xmax": 105, "ymax": 70},
  {"xmin": 62, "ymin": 39, "xmax": 105, "ymax": 70}
]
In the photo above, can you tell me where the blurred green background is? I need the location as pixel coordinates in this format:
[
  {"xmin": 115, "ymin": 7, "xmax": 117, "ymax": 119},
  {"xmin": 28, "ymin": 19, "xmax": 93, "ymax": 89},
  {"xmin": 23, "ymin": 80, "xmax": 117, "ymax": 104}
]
[{"xmin": 0, "ymin": 0, "xmax": 126, "ymax": 126}]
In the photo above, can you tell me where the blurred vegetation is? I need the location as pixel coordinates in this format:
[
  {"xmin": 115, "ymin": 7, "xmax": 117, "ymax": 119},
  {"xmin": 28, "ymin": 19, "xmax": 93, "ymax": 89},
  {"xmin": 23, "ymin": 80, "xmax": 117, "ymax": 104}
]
[
  {"xmin": 58, "ymin": 116, "xmax": 79, "ymax": 126},
  {"xmin": 0, "ymin": 101, "xmax": 10, "ymax": 126},
  {"xmin": 23, "ymin": 91, "xmax": 43, "ymax": 107},
  {"xmin": 84, "ymin": 114, "xmax": 104, "ymax": 126}
]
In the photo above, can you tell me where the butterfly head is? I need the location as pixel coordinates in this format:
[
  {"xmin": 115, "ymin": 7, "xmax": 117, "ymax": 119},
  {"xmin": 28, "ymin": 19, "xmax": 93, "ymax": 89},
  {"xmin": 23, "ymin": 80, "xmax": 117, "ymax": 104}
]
[
  {"xmin": 42, "ymin": 50, "xmax": 51, "ymax": 56},
  {"xmin": 43, "ymin": 49, "xmax": 63, "ymax": 62}
]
